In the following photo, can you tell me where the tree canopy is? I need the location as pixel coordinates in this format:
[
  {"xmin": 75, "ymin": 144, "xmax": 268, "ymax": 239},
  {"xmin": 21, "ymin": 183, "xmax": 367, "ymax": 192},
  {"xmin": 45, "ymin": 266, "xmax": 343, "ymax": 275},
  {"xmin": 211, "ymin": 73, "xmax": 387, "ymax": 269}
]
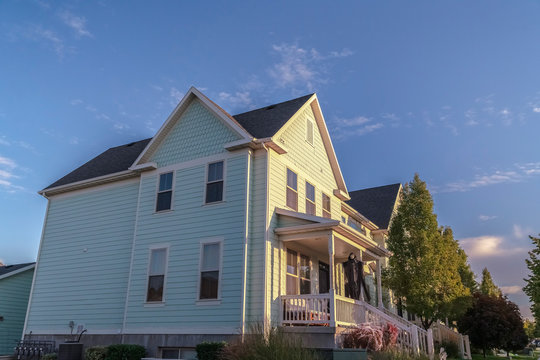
[
  {"xmin": 458, "ymin": 293, "xmax": 528, "ymax": 357},
  {"xmin": 524, "ymin": 234, "xmax": 540, "ymax": 334},
  {"xmin": 480, "ymin": 267, "xmax": 502, "ymax": 297},
  {"xmin": 382, "ymin": 174, "xmax": 471, "ymax": 329}
]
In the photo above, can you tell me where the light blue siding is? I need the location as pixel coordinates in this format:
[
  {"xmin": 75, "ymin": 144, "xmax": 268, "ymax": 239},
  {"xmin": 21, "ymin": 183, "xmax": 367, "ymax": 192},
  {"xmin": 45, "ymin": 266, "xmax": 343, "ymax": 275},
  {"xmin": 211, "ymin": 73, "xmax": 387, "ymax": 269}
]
[
  {"xmin": 124, "ymin": 153, "xmax": 248, "ymax": 331},
  {"xmin": 26, "ymin": 181, "xmax": 139, "ymax": 334},
  {"xmin": 150, "ymin": 99, "xmax": 242, "ymax": 167},
  {"xmin": 0, "ymin": 268, "xmax": 34, "ymax": 355}
]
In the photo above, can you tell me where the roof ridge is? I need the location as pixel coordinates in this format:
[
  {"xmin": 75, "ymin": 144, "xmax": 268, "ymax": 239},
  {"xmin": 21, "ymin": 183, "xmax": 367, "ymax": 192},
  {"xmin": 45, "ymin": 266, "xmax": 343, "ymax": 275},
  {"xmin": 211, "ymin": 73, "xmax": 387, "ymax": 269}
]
[{"xmin": 233, "ymin": 93, "xmax": 314, "ymax": 117}]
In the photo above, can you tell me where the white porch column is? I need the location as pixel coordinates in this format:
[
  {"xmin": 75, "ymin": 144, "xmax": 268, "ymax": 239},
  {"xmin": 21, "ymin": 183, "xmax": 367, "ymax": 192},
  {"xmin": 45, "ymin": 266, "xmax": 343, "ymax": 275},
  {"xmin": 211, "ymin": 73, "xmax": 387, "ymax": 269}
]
[
  {"xmin": 358, "ymin": 249, "xmax": 364, "ymax": 301},
  {"xmin": 376, "ymin": 258, "xmax": 383, "ymax": 309},
  {"xmin": 328, "ymin": 233, "xmax": 336, "ymax": 327}
]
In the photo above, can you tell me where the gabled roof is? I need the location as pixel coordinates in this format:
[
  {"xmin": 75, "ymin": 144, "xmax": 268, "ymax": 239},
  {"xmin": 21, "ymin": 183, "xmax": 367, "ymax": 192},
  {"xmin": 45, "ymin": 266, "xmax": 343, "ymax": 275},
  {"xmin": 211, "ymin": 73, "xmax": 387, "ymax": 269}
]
[
  {"xmin": 347, "ymin": 183, "xmax": 401, "ymax": 230},
  {"xmin": 233, "ymin": 94, "xmax": 314, "ymax": 138},
  {"xmin": 0, "ymin": 262, "xmax": 35, "ymax": 280},
  {"xmin": 44, "ymin": 138, "xmax": 151, "ymax": 190}
]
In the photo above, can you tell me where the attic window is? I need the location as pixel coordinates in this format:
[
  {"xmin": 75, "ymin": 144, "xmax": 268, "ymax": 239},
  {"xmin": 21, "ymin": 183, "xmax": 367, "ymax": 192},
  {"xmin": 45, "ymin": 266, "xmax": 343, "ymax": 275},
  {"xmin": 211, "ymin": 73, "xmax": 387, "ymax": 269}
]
[{"xmin": 306, "ymin": 119, "xmax": 314, "ymax": 145}]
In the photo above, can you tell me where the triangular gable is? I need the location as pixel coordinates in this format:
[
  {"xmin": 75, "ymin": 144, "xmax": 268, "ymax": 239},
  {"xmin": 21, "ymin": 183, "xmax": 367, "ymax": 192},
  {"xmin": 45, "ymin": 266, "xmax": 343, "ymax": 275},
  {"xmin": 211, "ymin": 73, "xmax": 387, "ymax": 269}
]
[
  {"xmin": 272, "ymin": 95, "xmax": 349, "ymax": 200},
  {"xmin": 132, "ymin": 87, "xmax": 253, "ymax": 167}
]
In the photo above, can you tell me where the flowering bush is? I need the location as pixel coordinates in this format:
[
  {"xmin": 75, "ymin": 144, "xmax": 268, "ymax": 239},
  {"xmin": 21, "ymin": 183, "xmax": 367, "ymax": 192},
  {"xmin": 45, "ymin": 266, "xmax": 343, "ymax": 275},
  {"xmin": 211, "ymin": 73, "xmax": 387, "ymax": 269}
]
[
  {"xmin": 382, "ymin": 323, "xmax": 399, "ymax": 349},
  {"xmin": 343, "ymin": 323, "xmax": 400, "ymax": 351}
]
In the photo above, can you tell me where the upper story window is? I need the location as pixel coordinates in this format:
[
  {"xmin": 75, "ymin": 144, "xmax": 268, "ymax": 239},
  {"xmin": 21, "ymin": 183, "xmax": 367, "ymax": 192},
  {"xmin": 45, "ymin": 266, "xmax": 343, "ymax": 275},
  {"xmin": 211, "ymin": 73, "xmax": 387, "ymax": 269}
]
[
  {"xmin": 156, "ymin": 172, "xmax": 173, "ymax": 212},
  {"xmin": 147, "ymin": 247, "xmax": 168, "ymax": 302},
  {"xmin": 306, "ymin": 118, "xmax": 314, "ymax": 146},
  {"xmin": 206, "ymin": 161, "xmax": 224, "ymax": 204},
  {"xmin": 286, "ymin": 249, "xmax": 311, "ymax": 295},
  {"xmin": 322, "ymin": 193, "xmax": 331, "ymax": 218},
  {"xmin": 286, "ymin": 169, "xmax": 298, "ymax": 211},
  {"xmin": 305, "ymin": 181, "xmax": 316, "ymax": 215},
  {"xmin": 199, "ymin": 241, "xmax": 221, "ymax": 300}
]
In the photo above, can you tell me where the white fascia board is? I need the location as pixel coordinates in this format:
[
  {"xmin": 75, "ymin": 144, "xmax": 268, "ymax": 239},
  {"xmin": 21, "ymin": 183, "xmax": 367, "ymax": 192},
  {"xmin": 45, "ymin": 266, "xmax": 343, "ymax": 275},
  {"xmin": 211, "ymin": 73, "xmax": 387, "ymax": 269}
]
[
  {"xmin": 0, "ymin": 264, "xmax": 35, "ymax": 281},
  {"xmin": 38, "ymin": 170, "xmax": 137, "ymax": 197},
  {"xmin": 128, "ymin": 162, "xmax": 157, "ymax": 171},
  {"xmin": 275, "ymin": 207, "xmax": 337, "ymax": 224},
  {"xmin": 224, "ymin": 138, "xmax": 257, "ymax": 151}
]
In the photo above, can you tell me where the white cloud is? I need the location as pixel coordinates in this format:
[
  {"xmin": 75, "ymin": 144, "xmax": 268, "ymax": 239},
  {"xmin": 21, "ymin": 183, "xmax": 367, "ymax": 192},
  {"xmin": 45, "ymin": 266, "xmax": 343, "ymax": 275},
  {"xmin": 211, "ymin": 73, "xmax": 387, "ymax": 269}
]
[
  {"xmin": 218, "ymin": 91, "xmax": 252, "ymax": 111},
  {"xmin": 460, "ymin": 235, "xmax": 524, "ymax": 258},
  {"xmin": 69, "ymin": 136, "xmax": 79, "ymax": 145},
  {"xmin": 59, "ymin": 10, "xmax": 93, "ymax": 38},
  {"xmin": 0, "ymin": 156, "xmax": 16, "ymax": 168},
  {"xmin": 331, "ymin": 116, "xmax": 384, "ymax": 139},
  {"xmin": 513, "ymin": 224, "xmax": 533, "ymax": 240},
  {"xmin": 479, "ymin": 215, "xmax": 497, "ymax": 221},
  {"xmin": 0, "ymin": 155, "xmax": 23, "ymax": 192},
  {"xmin": 170, "ymin": 87, "xmax": 183, "ymax": 107},
  {"xmin": 501, "ymin": 285, "xmax": 522, "ymax": 295},
  {"xmin": 30, "ymin": 25, "xmax": 65, "ymax": 56},
  {"xmin": 70, "ymin": 99, "xmax": 83, "ymax": 106},
  {"xmin": 0, "ymin": 137, "xmax": 10, "ymax": 146},
  {"xmin": 533, "ymin": 107, "xmax": 540, "ymax": 113}
]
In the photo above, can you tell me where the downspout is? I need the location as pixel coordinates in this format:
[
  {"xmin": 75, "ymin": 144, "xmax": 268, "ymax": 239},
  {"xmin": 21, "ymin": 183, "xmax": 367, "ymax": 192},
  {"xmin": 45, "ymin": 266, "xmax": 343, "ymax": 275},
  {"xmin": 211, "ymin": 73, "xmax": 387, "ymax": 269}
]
[
  {"xmin": 240, "ymin": 149, "xmax": 252, "ymax": 339},
  {"xmin": 22, "ymin": 195, "xmax": 50, "ymax": 339}
]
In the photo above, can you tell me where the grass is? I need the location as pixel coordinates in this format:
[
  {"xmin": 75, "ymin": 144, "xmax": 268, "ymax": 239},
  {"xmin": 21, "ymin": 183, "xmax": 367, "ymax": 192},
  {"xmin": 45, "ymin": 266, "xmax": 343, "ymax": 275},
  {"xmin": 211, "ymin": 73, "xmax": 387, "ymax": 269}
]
[{"xmin": 471, "ymin": 353, "xmax": 538, "ymax": 360}]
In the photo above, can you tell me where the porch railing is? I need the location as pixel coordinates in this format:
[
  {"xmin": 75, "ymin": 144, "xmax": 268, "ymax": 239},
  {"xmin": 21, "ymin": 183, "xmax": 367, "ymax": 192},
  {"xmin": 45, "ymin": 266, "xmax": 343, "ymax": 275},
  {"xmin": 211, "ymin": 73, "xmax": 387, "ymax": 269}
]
[
  {"xmin": 280, "ymin": 294, "xmax": 434, "ymax": 358},
  {"xmin": 432, "ymin": 321, "xmax": 472, "ymax": 359}
]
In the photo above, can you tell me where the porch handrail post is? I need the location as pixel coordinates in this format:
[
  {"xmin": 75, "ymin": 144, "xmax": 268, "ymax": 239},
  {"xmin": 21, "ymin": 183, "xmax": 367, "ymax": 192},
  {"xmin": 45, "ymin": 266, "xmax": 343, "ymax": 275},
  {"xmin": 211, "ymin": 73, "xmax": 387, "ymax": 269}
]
[
  {"xmin": 464, "ymin": 335, "xmax": 471, "ymax": 359},
  {"xmin": 459, "ymin": 334, "xmax": 465, "ymax": 359},
  {"xmin": 376, "ymin": 258, "xmax": 383, "ymax": 309},
  {"xmin": 328, "ymin": 233, "xmax": 336, "ymax": 327},
  {"xmin": 410, "ymin": 325, "xmax": 420, "ymax": 355},
  {"xmin": 427, "ymin": 328, "xmax": 434, "ymax": 360}
]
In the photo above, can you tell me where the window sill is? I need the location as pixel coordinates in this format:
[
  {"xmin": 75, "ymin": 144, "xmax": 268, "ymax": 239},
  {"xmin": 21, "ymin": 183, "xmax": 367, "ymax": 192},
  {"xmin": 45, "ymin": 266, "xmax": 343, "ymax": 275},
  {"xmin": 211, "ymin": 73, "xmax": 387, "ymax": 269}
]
[
  {"xmin": 154, "ymin": 209, "xmax": 174, "ymax": 215},
  {"xmin": 196, "ymin": 299, "xmax": 222, "ymax": 306},
  {"xmin": 144, "ymin": 301, "xmax": 166, "ymax": 307},
  {"xmin": 202, "ymin": 201, "xmax": 226, "ymax": 207}
]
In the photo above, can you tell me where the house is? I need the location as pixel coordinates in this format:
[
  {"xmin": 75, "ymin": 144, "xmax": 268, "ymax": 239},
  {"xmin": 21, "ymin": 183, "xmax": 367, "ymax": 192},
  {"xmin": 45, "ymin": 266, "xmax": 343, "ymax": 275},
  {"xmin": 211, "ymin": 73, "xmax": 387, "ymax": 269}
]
[
  {"xmin": 0, "ymin": 262, "xmax": 35, "ymax": 355},
  {"xmin": 25, "ymin": 87, "xmax": 454, "ymax": 358}
]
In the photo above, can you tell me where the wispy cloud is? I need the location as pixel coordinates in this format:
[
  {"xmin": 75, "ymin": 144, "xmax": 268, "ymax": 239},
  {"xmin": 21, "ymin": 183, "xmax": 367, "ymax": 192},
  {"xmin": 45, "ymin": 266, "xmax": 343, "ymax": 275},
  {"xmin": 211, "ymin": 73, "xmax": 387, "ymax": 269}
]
[
  {"xmin": 170, "ymin": 87, "xmax": 183, "ymax": 107},
  {"xmin": 268, "ymin": 43, "xmax": 352, "ymax": 92},
  {"xmin": 460, "ymin": 235, "xmax": 524, "ymax": 258},
  {"xmin": 330, "ymin": 116, "xmax": 383, "ymax": 139},
  {"xmin": 513, "ymin": 224, "xmax": 533, "ymax": 240},
  {"xmin": 218, "ymin": 91, "xmax": 253, "ymax": 111},
  {"xmin": 59, "ymin": 10, "xmax": 93, "ymax": 38},
  {"xmin": 0, "ymin": 155, "xmax": 24, "ymax": 193},
  {"xmin": 19, "ymin": 24, "xmax": 66, "ymax": 56},
  {"xmin": 500, "ymin": 285, "xmax": 522, "ymax": 295},
  {"xmin": 479, "ymin": 214, "xmax": 497, "ymax": 221},
  {"xmin": 435, "ymin": 162, "xmax": 540, "ymax": 193}
]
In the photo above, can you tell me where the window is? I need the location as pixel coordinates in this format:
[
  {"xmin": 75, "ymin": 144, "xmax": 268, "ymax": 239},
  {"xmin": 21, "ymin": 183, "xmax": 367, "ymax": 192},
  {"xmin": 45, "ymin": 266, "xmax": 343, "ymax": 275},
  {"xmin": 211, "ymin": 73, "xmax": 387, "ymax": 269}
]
[
  {"xmin": 160, "ymin": 348, "xmax": 197, "ymax": 360},
  {"xmin": 206, "ymin": 161, "xmax": 224, "ymax": 203},
  {"xmin": 286, "ymin": 169, "xmax": 298, "ymax": 211},
  {"xmin": 306, "ymin": 118, "xmax": 314, "ymax": 145},
  {"xmin": 322, "ymin": 193, "xmax": 331, "ymax": 218},
  {"xmin": 200, "ymin": 242, "xmax": 221, "ymax": 299},
  {"xmin": 319, "ymin": 262, "xmax": 330, "ymax": 294},
  {"xmin": 156, "ymin": 172, "xmax": 173, "ymax": 212},
  {"xmin": 305, "ymin": 181, "xmax": 315, "ymax": 215},
  {"xmin": 147, "ymin": 248, "xmax": 167, "ymax": 302},
  {"xmin": 286, "ymin": 249, "xmax": 311, "ymax": 295}
]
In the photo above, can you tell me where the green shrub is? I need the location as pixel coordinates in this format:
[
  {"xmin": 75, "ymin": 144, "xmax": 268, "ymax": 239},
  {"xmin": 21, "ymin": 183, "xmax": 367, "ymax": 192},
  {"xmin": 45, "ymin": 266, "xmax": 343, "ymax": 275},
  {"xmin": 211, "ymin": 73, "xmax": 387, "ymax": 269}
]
[
  {"xmin": 222, "ymin": 324, "xmax": 322, "ymax": 360},
  {"xmin": 106, "ymin": 344, "xmax": 146, "ymax": 360},
  {"xmin": 437, "ymin": 340, "xmax": 460, "ymax": 359},
  {"xmin": 41, "ymin": 354, "xmax": 58, "ymax": 360},
  {"xmin": 196, "ymin": 341, "xmax": 226, "ymax": 360},
  {"xmin": 85, "ymin": 346, "xmax": 108, "ymax": 360}
]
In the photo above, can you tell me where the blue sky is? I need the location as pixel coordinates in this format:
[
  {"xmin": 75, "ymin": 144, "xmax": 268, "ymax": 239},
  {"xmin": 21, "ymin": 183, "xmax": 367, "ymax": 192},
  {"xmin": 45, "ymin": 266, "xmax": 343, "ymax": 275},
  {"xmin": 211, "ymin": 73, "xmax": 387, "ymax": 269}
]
[{"xmin": 1, "ymin": 1, "xmax": 539, "ymax": 316}]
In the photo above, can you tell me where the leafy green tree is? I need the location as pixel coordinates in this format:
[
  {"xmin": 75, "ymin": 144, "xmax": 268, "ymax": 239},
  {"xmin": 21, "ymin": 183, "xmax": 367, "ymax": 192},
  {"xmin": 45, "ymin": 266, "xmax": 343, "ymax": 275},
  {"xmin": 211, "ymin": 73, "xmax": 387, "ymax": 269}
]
[
  {"xmin": 457, "ymin": 247, "xmax": 478, "ymax": 294},
  {"xmin": 459, "ymin": 293, "xmax": 528, "ymax": 358},
  {"xmin": 382, "ymin": 174, "xmax": 470, "ymax": 329},
  {"xmin": 523, "ymin": 319, "xmax": 539, "ymax": 341},
  {"xmin": 524, "ymin": 235, "xmax": 540, "ymax": 331},
  {"xmin": 480, "ymin": 267, "xmax": 502, "ymax": 297}
]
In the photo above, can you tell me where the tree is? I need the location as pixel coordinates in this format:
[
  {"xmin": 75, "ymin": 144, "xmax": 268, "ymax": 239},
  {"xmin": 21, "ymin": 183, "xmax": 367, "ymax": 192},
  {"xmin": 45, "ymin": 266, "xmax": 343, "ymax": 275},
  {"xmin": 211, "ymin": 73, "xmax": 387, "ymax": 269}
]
[
  {"xmin": 382, "ymin": 174, "xmax": 470, "ymax": 329},
  {"xmin": 458, "ymin": 293, "xmax": 528, "ymax": 358},
  {"xmin": 523, "ymin": 319, "xmax": 539, "ymax": 341},
  {"xmin": 457, "ymin": 247, "xmax": 478, "ymax": 294},
  {"xmin": 480, "ymin": 268, "xmax": 502, "ymax": 297},
  {"xmin": 524, "ymin": 235, "xmax": 540, "ymax": 331}
]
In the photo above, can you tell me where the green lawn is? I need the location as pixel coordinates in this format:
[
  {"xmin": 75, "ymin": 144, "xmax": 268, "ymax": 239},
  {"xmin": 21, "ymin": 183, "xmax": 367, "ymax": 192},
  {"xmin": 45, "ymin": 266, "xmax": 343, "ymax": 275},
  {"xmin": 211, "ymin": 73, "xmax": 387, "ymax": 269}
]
[{"xmin": 471, "ymin": 354, "xmax": 537, "ymax": 360}]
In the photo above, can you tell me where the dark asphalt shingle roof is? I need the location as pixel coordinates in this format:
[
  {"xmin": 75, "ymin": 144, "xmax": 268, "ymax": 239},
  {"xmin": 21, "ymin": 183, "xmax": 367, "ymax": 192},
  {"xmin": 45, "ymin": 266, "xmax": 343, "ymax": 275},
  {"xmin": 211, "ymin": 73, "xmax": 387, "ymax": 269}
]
[
  {"xmin": 347, "ymin": 183, "xmax": 401, "ymax": 229},
  {"xmin": 44, "ymin": 138, "xmax": 152, "ymax": 190},
  {"xmin": 232, "ymin": 94, "xmax": 313, "ymax": 138},
  {"xmin": 0, "ymin": 262, "xmax": 35, "ymax": 277},
  {"xmin": 43, "ymin": 94, "xmax": 313, "ymax": 191}
]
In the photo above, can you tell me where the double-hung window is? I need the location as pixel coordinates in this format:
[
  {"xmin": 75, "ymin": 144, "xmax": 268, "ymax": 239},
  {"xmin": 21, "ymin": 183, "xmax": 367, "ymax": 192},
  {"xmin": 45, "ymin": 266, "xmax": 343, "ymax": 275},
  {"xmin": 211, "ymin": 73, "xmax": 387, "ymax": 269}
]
[
  {"xmin": 286, "ymin": 169, "xmax": 298, "ymax": 211},
  {"xmin": 206, "ymin": 161, "xmax": 224, "ymax": 204},
  {"xmin": 322, "ymin": 193, "xmax": 331, "ymax": 218},
  {"xmin": 199, "ymin": 242, "xmax": 221, "ymax": 300},
  {"xmin": 286, "ymin": 249, "xmax": 311, "ymax": 295},
  {"xmin": 156, "ymin": 172, "xmax": 173, "ymax": 212},
  {"xmin": 147, "ymin": 248, "xmax": 167, "ymax": 302},
  {"xmin": 305, "ymin": 181, "xmax": 316, "ymax": 215}
]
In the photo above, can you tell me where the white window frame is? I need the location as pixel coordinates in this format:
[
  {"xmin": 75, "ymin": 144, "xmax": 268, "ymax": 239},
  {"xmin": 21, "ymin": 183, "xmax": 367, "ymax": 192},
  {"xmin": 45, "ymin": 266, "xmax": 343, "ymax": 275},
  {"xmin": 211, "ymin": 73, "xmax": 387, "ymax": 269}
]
[
  {"xmin": 197, "ymin": 237, "xmax": 223, "ymax": 304},
  {"xmin": 155, "ymin": 171, "xmax": 175, "ymax": 213},
  {"xmin": 145, "ymin": 244, "xmax": 170, "ymax": 305},
  {"xmin": 286, "ymin": 168, "xmax": 298, "ymax": 211},
  {"xmin": 286, "ymin": 248, "xmax": 311, "ymax": 295},
  {"xmin": 306, "ymin": 118, "xmax": 314, "ymax": 146},
  {"xmin": 305, "ymin": 181, "xmax": 316, "ymax": 216},
  {"xmin": 322, "ymin": 193, "xmax": 331, "ymax": 219},
  {"xmin": 203, "ymin": 160, "xmax": 226, "ymax": 205}
]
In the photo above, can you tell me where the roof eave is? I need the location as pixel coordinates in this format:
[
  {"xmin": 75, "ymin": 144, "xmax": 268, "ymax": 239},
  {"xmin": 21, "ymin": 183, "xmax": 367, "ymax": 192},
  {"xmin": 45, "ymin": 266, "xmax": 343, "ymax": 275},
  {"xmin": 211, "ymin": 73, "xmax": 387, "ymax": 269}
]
[
  {"xmin": 0, "ymin": 263, "xmax": 35, "ymax": 281},
  {"xmin": 39, "ymin": 170, "xmax": 138, "ymax": 197}
]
